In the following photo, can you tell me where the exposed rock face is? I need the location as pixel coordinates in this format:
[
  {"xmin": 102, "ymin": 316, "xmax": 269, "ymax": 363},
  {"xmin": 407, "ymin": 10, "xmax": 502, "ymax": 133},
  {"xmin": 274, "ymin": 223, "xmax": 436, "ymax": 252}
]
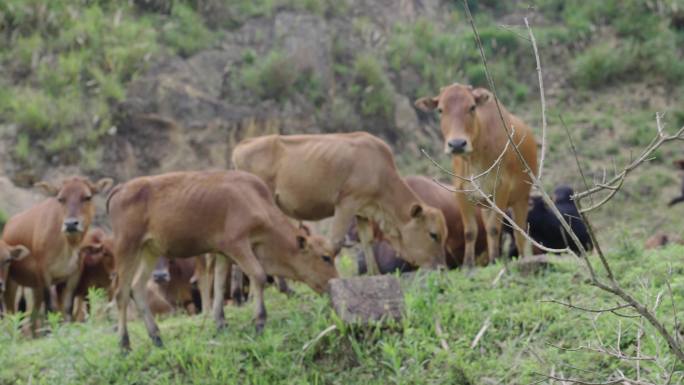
[{"xmin": 4, "ymin": 0, "xmax": 443, "ymax": 185}]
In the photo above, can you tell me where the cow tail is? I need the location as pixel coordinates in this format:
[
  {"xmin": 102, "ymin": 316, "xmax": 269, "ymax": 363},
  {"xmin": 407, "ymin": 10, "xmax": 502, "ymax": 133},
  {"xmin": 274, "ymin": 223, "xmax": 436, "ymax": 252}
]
[{"xmin": 106, "ymin": 184, "xmax": 123, "ymax": 214}]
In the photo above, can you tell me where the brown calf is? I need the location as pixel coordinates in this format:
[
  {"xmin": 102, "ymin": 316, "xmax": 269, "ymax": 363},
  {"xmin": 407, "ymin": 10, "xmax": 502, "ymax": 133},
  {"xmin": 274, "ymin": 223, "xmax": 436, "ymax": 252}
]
[
  {"xmin": 416, "ymin": 84, "xmax": 538, "ymax": 267},
  {"xmin": 2, "ymin": 177, "xmax": 112, "ymax": 328},
  {"xmin": 107, "ymin": 170, "xmax": 338, "ymax": 350},
  {"xmin": 0, "ymin": 241, "xmax": 30, "ymax": 313},
  {"xmin": 232, "ymin": 132, "xmax": 448, "ymax": 275}
]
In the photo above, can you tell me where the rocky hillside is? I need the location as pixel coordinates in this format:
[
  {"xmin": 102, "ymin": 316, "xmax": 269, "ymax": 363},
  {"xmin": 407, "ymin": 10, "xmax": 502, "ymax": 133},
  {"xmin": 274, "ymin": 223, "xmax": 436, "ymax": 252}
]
[{"xmin": 1, "ymin": 0, "xmax": 683, "ymax": 240}]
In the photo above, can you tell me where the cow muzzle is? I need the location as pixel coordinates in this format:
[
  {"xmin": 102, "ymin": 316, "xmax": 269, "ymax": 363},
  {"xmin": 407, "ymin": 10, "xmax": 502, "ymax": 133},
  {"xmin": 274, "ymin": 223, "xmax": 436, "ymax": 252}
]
[
  {"xmin": 446, "ymin": 139, "xmax": 470, "ymax": 155},
  {"xmin": 153, "ymin": 270, "xmax": 171, "ymax": 284},
  {"xmin": 62, "ymin": 218, "xmax": 83, "ymax": 234}
]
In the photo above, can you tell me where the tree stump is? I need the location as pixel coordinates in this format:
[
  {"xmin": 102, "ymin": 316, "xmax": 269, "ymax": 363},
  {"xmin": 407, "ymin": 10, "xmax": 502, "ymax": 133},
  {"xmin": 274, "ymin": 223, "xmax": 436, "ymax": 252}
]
[{"xmin": 328, "ymin": 275, "xmax": 404, "ymax": 324}]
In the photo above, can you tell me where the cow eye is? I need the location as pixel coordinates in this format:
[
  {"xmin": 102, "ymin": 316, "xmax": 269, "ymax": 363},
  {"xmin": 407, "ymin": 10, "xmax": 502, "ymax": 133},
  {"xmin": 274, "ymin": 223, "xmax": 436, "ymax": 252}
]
[
  {"xmin": 82, "ymin": 195, "xmax": 92, "ymax": 202},
  {"xmin": 429, "ymin": 232, "xmax": 439, "ymax": 242},
  {"xmin": 469, "ymin": 105, "xmax": 476, "ymax": 113},
  {"xmin": 57, "ymin": 197, "xmax": 66, "ymax": 204},
  {"xmin": 437, "ymin": 108, "xmax": 443, "ymax": 114},
  {"xmin": 321, "ymin": 255, "xmax": 333, "ymax": 264}
]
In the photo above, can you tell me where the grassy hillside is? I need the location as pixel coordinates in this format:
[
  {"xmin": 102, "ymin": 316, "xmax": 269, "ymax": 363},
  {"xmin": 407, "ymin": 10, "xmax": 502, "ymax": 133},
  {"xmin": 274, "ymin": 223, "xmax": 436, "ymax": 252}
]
[{"xmin": 2, "ymin": 245, "xmax": 684, "ymax": 385}]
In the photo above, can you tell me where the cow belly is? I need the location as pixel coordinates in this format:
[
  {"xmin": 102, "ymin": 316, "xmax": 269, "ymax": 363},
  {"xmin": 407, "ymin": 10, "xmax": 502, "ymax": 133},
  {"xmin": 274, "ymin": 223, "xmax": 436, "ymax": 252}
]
[{"xmin": 274, "ymin": 191, "xmax": 335, "ymax": 221}]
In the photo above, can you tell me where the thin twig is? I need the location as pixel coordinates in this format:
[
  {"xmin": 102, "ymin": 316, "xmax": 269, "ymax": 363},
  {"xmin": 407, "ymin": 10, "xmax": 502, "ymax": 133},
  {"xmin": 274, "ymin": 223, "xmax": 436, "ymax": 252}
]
[{"xmin": 525, "ymin": 17, "xmax": 547, "ymax": 180}]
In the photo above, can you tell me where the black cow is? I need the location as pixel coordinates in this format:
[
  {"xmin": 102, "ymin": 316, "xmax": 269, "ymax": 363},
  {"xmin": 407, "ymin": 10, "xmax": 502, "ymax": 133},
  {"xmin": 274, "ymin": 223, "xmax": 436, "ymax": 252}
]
[
  {"xmin": 668, "ymin": 160, "xmax": 684, "ymax": 207},
  {"xmin": 506, "ymin": 186, "xmax": 592, "ymax": 256}
]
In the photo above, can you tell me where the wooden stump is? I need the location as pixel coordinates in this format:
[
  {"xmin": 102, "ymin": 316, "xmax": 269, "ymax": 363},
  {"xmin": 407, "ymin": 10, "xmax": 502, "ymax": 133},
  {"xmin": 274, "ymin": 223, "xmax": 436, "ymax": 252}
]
[{"xmin": 328, "ymin": 275, "xmax": 404, "ymax": 324}]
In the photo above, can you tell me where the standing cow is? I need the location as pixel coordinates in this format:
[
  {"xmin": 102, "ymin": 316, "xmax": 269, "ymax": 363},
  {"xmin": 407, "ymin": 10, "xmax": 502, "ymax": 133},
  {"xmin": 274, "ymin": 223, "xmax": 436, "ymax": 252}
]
[
  {"xmin": 231, "ymin": 132, "xmax": 448, "ymax": 275},
  {"xmin": 2, "ymin": 177, "xmax": 112, "ymax": 330},
  {"xmin": 107, "ymin": 170, "xmax": 338, "ymax": 350},
  {"xmin": 416, "ymin": 84, "xmax": 538, "ymax": 267}
]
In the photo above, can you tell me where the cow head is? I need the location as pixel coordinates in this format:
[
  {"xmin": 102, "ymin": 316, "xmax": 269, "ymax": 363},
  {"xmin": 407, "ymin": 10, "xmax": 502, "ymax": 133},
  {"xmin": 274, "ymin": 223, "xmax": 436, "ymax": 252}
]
[
  {"xmin": 397, "ymin": 203, "xmax": 447, "ymax": 269},
  {"xmin": 415, "ymin": 84, "xmax": 492, "ymax": 155},
  {"xmin": 553, "ymin": 185, "xmax": 574, "ymax": 204},
  {"xmin": 0, "ymin": 241, "xmax": 30, "ymax": 293},
  {"xmin": 289, "ymin": 229, "xmax": 338, "ymax": 294},
  {"xmin": 35, "ymin": 177, "xmax": 113, "ymax": 243},
  {"xmin": 79, "ymin": 228, "xmax": 115, "ymax": 274},
  {"xmin": 152, "ymin": 257, "xmax": 171, "ymax": 284}
]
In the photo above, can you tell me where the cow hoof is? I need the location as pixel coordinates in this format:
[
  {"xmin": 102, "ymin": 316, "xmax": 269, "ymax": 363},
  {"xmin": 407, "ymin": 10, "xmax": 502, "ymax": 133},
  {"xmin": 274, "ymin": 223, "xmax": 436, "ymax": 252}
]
[
  {"xmin": 151, "ymin": 335, "xmax": 164, "ymax": 348},
  {"xmin": 255, "ymin": 323, "xmax": 265, "ymax": 335},
  {"xmin": 120, "ymin": 335, "xmax": 131, "ymax": 353}
]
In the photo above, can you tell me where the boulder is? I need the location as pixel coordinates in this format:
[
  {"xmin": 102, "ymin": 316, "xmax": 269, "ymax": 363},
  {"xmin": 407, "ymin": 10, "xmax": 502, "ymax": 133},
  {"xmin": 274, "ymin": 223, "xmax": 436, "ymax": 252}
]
[{"xmin": 328, "ymin": 275, "xmax": 404, "ymax": 324}]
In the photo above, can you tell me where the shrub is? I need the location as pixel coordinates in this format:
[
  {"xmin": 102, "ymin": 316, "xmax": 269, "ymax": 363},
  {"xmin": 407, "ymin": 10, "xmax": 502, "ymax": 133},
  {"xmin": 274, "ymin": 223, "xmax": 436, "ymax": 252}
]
[
  {"xmin": 570, "ymin": 42, "xmax": 635, "ymax": 88},
  {"xmin": 240, "ymin": 51, "xmax": 299, "ymax": 101},
  {"xmin": 159, "ymin": 2, "xmax": 214, "ymax": 57},
  {"xmin": 351, "ymin": 54, "xmax": 394, "ymax": 121}
]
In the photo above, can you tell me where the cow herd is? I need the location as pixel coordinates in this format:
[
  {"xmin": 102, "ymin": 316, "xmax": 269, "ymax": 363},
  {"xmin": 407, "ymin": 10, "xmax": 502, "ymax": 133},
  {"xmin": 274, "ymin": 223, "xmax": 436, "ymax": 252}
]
[{"xmin": 0, "ymin": 83, "xmax": 622, "ymax": 351}]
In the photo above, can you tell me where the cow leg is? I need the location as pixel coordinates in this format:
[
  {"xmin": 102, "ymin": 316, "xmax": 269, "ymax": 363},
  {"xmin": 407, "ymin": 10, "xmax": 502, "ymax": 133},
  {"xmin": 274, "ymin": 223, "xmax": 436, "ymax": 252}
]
[
  {"xmin": 230, "ymin": 263, "xmax": 246, "ymax": 305},
  {"xmin": 114, "ymin": 243, "xmax": 144, "ymax": 352},
  {"xmin": 457, "ymin": 192, "xmax": 479, "ymax": 269},
  {"xmin": 224, "ymin": 242, "xmax": 268, "ymax": 333},
  {"xmin": 131, "ymin": 251, "xmax": 163, "ymax": 347},
  {"xmin": 29, "ymin": 287, "xmax": 45, "ymax": 337},
  {"xmin": 198, "ymin": 254, "xmax": 214, "ymax": 316},
  {"xmin": 60, "ymin": 270, "xmax": 82, "ymax": 322},
  {"xmin": 212, "ymin": 254, "xmax": 230, "ymax": 331},
  {"xmin": 276, "ymin": 277, "xmax": 293, "ymax": 297},
  {"xmin": 330, "ymin": 201, "xmax": 361, "ymax": 255},
  {"xmin": 511, "ymin": 198, "xmax": 530, "ymax": 258},
  {"xmin": 485, "ymin": 191, "xmax": 510, "ymax": 265},
  {"xmin": 355, "ymin": 217, "xmax": 380, "ymax": 275},
  {"xmin": 2, "ymin": 279, "xmax": 18, "ymax": 313}
]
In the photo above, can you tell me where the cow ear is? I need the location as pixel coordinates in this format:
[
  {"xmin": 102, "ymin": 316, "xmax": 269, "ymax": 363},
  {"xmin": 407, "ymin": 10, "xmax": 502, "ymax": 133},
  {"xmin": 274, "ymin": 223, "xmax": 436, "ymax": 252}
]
[
  {"xmin": 472, "ymin": 88, "xmax": 491, "ymax": 106},
  {"xmin": 91, "ymin": 178, "xmax": 114, "ymax": 194},
  {"xmin": 414, "ymin": 96, "xmax": 439, "ymax": 112},
  {"xmin": 34, "ymin": 181, "xmax": 59, "ymax": 196},
  {"xmin": 9, "ymin": 245, "xmax": 30, "ymax": 261},
  {"xmin": 296, "ymin": 235, "xmax": 307, "ymax": 250},
  {"xmin": 409, "ymin": 203, "xmax": 424, "ymax": 218}
]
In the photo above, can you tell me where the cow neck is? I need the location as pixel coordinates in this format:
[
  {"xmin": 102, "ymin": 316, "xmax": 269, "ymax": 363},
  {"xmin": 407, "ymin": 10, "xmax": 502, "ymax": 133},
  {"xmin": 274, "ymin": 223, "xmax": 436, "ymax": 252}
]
[{"xmin": 380, "ymin": 177, "xmax": 421, "ymax": 225}]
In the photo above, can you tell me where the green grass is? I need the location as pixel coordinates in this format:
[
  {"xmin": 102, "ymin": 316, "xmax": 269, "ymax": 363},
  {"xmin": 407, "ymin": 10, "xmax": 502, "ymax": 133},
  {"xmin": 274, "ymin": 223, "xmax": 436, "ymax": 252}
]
[{"xmin": 2, "ymin": 247, "xmax": 684, "ymax": 384}]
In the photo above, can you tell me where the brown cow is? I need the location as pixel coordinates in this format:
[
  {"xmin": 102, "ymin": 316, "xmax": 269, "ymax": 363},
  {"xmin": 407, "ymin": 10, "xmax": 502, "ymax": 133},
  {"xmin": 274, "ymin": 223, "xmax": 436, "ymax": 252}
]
[
  {"xmin": 0, "ymin": 241, "xmax": 30, "ymax": 312},
  {"xmin": 416, "ymin": 84, "xmax": 538, "ymax": 267},
  {"xmin": 352, "ymin": 176, "xmax": 488, "ymax": 272},
  {"xmin": 107, "ymin": 170, "xmax": 338, "ymax": 350},
  {"xmin": 56, "ymin": 227, "xmax": 116, "ymax": 320},
  {"xmin": 148, "ymin": 256, "xmax": 202, "ymax": 315},
  {"xmin": 2, "ymin": 177, "xmax": 112, "ymax": 329},
  {"xmin": 231, "ymin": 132, "xmax": 448, "ymax": 275}
]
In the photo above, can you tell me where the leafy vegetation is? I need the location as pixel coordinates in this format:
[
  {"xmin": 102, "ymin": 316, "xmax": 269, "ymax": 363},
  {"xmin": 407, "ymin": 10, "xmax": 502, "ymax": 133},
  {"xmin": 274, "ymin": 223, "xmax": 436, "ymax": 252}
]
[{"xmin": 2, "ymin": 245, "xmax": 684, "ymax": 384}]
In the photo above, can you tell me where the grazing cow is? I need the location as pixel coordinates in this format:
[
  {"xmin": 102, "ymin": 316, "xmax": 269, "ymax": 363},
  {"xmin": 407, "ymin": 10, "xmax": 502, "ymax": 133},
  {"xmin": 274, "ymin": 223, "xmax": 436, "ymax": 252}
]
[
  {"xmin": 668, "ymin": 159, "xmax": 684, "ymax": 206},
  {"xmin": 416, "ymin": 84, "xmax": 538, "ymax": 267},
  {"xmin": 231, "ymin": 132, "xmax": 448, "ymax": 275},
  {"xmin": 2, "ymin": 177, "xmax": 112, "ymax": 329},
  {"xmin": 352, "ymin": 175, "xmax": 488, "ymax": 273},
  {"xmin": 0, "ymin": 241, "xmax": 30, "ymax": 313},
  {"xmin": 644, "ymin": 232, "xmax": 684, "ymax": 250},
  {"xmin": 107, "ymin": 170, "xmax": 338, "ymax": 350}
]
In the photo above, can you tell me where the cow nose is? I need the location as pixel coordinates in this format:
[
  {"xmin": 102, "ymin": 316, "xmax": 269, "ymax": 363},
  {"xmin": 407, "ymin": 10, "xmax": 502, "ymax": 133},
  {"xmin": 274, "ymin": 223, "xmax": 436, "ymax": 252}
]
[
  {"xmin": 63, "ymin": 218, "xmax": 80, "ymax": 233},
  {"xmin": 447, "ymin": 139, "xmax": 468, "ymax": 153},
  {"xmin": 153, "ymin": 271, "xmax": 170, "ymax": 283}
]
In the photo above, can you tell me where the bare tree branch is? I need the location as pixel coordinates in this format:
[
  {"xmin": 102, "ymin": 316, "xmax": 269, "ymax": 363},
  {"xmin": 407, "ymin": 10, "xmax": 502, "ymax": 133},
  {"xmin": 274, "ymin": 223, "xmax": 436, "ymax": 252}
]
[{"xmin": 525, "ymin": 17, "xmax": 547, "ymax": 180}]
